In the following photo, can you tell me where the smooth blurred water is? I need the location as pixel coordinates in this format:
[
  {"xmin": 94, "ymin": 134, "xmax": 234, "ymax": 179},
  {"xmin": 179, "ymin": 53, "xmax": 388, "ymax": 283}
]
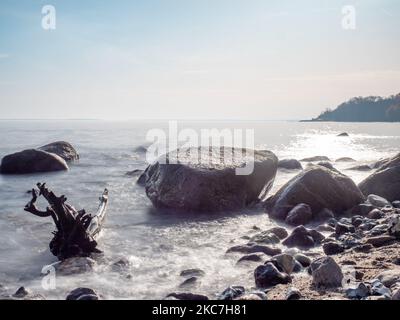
[{"xmin": 0, "ymin": 120, "xmax": 399, "ymax": 299}]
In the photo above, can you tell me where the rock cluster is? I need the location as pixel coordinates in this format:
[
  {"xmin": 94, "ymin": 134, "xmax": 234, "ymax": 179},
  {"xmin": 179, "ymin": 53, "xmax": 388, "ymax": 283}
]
[{"xmin": 0, "ymin": 141, "xmax": 78, "ymax": 174}]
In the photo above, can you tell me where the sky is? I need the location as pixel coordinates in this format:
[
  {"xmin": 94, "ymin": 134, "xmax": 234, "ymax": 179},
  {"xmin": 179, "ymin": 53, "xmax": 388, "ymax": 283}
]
[{"xmin": 0, "ymin": 0, "xmax": 399, "ymax": 120}]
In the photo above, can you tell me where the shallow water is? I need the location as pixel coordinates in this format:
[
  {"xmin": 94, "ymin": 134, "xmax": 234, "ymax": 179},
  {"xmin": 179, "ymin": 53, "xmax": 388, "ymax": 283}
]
[{"xmin": 0, "ymin": 120, "xmax": 398, "ymax": 299}]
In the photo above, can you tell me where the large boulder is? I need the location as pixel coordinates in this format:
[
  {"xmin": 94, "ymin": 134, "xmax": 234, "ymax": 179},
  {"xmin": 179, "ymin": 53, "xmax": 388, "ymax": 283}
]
[
  {"xmin": 359, "ymin": 154, "xmax": 400, "ymax": 202},
  {"xmin": 265, "ymin": 166, "xmax": 365, "ymax": 220},
  {"xmin": 144, "ymin": 147, "xmax": 278, "ymax": 212},
  {"xmin": 39, "ymin": 141, "xmax": 79, "ymax": 161},
  {"xmin": 0, "ymin": 149, "xmax": 68, "ymax": 174}
]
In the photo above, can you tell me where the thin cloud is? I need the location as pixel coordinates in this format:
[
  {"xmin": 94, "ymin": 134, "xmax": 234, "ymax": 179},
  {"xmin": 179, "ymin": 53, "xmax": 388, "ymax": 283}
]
[{"xmin": 0, "ymin": 53, "xmax": 10, "ymax": 59}]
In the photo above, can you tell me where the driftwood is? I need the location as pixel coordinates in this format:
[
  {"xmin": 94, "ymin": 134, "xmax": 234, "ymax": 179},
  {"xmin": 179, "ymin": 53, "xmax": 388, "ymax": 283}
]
[{"xmin": 24, "ymin": 183, "xmax": 108, "ymax": 260}]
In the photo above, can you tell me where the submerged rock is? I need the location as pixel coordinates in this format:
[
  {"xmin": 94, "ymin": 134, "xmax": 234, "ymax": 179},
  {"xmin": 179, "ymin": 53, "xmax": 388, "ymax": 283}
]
[
  {"xmin": 55, "ymin": 257, "xmax": 96, "ymax": 275},
  {"xmin": 39, "ymin": 141, "xmax": 79, "ymax": 162},
  {"xmin": 166, "ymin": 292, "xmax": 209, "ymax": 300},
  {"xmin": 370, "ymin": 280, "xmax": 392, "ymax": 299},
  {"xmin": 278, "ymin": 159, "xmax": 303, "ymax": 170},
  {"xmin": 227, "ymin": 244, "xmax": 281, "ymax": 256},
  {"xmin": 180, "ymin": 269, "xmax": 205, "ymax": 278},
  {"xmin": 347, "ymin": 165, "xmax": 372, "ymax": 171},
  {"xmin": 392, "ymin": 285, "xmax": 400, "ymax": 300},
  {"xmin": 265, "ymin": 166, "xmax": 364, "ymax": 221},
  {"xmin": 66, "ymin": 288, "xmax": 99, "ymax": 300},
  {"xmin": 315, "ymin": 162, "xmax": 339, "ymax": 173},
  {"xmin": 254, "ymin": 263, "xmax": 291, "ymax": 288},
  {"xmin": 0, "ymin": 149, "xmax": 68, "ymax": 174},
  {"xmin": 144, "ymin": 147, "xmax": 278, "ymax": 212},
  {"xmin": 125, "ymin": 169, "xmax": 144, "ymax": 177},
  {"xmin": 336, "ymin": 157, "xmax": 356, "ymax": 162},
  {"xmin": 310, "ymin": 257, "xmax": 343, "ymax": 288},
  {"xmin": 248, "ymin": 231, "xmax": 280, "ymax": 245},
  {"xmin": 237, "ymin": 253, "xmax": 266, "ymax": 263},
  {"xmin": 300, "ymin": 156, "xmax": 331, "ymax": 162},
  {"xmin": 337, "ymin": 132, "xmax": 349, "ymax": 137},
  {"xmin": 335, "ymin": 222, "xmax": 355, "ymax": 236}
]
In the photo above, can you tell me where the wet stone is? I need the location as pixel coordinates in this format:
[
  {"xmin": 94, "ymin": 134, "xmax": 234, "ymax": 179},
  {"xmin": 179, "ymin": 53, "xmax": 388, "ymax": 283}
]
[
  {"xmin": 66, "ymin": 288, "xmax": 99, "ymax": 300},
  {"xmin": 218, "ymin": 286, "xmax": 245, "ymax": 300}
]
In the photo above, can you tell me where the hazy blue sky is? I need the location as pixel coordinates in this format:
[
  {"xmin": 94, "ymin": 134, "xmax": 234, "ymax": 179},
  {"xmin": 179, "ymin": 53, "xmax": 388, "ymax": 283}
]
[{"xmin": 0, "ymin": 0, "xmax": 399, "ymax": 120}]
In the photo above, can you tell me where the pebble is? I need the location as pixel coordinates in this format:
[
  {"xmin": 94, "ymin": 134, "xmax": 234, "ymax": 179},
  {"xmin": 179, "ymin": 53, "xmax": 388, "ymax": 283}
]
[
  {"xmin": 237, "ymin": 253, "xmax": 265, "ymax": 263},
  {"xmin": 286, "ymin": 287, "xmax": 302, "ymax": 300},
  {"xmin": 249, "ymin": 231, "xmax": 281, "ymax": 245},
  {"xmin": 335, "ymin": 222, "xmax": 355, "ymax": 236},
  {"xmin": 55, "ymin": 257, "xmax": 96, "ymax": 276},
  {"xmin": 366, "ymin": 224, "xmax": 390, "ymax": 237},
  {"xmin": 370, "ymin": 279, "xmax": 392, "ymax": 299},
  {"xmin": 294, "ymin": 253, "xmax": 312, "ymax": 267},
  {"xmin": 323, "ymin": 241, "xmax": 345, "ymax": 255},
  {"xmin": 235, "ymin": 293, "xmax": 263, "ymax": 300},
  {"xmin": 345, "ymin": 282, "xmax": 370, "ymax": 299},
  {"xmin": 218, "ymin": 286, "xmax": 245, "ymax": 300},
  {"xmin": 66, "ymin": 288, "xmax": 99, "ymax": 300},
  {"xmin": 392, "ymin": 284, "xmax": 400, "ymax": 300},
  {"xmin": 310, "ymin": 257, "xmax": 344, "ymax": 288},
  {"xmin": 365, "ymin": 235, "xmax": 396, "ymax": 247},
  {"xmin": 316, "ymin": 224, "xmax": 335, "ymax": 233},
  {"xmin": 337, "ymin": 234, "xmax": 362, "ymax": 249},
  {"xmin": 351, "ymin": 217, "xmax": 364, "ymax": 228}
]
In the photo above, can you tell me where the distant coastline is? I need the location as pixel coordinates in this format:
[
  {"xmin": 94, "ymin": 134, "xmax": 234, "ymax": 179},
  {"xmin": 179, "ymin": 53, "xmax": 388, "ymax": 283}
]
[{"xmin": 306, "ymin": 93, "xmax": 400, "ymax": 122}]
